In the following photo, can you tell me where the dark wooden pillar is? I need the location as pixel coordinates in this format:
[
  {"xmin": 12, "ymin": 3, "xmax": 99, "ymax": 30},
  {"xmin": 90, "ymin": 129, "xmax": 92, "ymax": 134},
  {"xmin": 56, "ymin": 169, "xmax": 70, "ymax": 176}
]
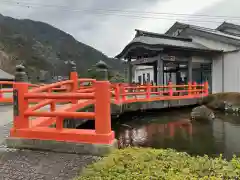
[
  {"xmin": 157, "ymin": 56, "xmax": 163, "ymax": 85},
  {"xmin": 127, "ymin": 57, "xmax": 133, "ymax": 84},
  {"xmin": 153, "ymin": 62, "xmax": 158, "ymax": 84},
  {"xmin": 188, "ymin": 58, "xmax": 193, "ymax": 83}
]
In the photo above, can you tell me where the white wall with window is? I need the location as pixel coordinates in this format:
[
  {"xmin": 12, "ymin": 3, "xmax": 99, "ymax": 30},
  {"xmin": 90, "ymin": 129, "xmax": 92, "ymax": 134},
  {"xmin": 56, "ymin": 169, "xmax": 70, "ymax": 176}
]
[{"xmin": 134, "ymin": 66, "xmax": 154, "ymax": 84}]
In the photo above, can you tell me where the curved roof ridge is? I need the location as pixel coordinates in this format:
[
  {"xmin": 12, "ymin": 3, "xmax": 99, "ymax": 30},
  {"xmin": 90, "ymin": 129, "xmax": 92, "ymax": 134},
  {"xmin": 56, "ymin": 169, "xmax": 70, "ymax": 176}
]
[{"xmin": 135, "ymin": 29, "xmax": 192, "ymax": 42}]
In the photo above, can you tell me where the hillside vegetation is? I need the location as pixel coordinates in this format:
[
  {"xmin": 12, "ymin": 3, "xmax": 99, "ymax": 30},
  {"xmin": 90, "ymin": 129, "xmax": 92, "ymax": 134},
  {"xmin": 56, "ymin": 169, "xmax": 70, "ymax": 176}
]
[{"xmin": 0, "ymin": 14, "xmax": 124, "ymax": 81}]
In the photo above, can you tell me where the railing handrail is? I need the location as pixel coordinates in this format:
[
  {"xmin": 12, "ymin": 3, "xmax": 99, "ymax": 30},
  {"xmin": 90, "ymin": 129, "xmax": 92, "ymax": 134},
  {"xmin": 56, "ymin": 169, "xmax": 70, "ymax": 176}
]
[{"xmin": 29, "ymin": 80, "xmax": 73, "ymax": 93}]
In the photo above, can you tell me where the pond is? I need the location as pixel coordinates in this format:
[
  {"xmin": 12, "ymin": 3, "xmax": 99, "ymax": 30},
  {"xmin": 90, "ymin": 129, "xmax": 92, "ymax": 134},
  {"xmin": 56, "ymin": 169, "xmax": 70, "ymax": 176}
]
[{"xmin": 112, "ymin": 107, "xmax": 240, "ymax": 159}]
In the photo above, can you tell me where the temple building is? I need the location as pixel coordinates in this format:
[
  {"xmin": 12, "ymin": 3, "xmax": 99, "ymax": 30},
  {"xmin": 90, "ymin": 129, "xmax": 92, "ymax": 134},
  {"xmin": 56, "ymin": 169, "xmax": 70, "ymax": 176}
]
[{"xmin": 116, "ymin": 22, "xmax": 240, "ymax": 93}]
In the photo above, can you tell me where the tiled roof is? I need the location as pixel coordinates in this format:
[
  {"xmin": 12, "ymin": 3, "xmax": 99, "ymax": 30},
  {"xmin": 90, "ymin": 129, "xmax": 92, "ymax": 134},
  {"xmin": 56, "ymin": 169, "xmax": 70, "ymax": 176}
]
[
  {"xmin": 188, "ymin": 24, "xmax": 240, "ymax": 41},
  {"xmin": 131, "ymin": 34, "xmax": 211, "ymax": 51},
  {"xmin": 0, "ymin": 69, "xmax": 14, "ymax": 79},
  {"xmin": 116, "ymin": 30, "xmax": 221, "ymax": 58},
  {"xmin": 167, "ymin": 22, "xmax": 240, "ymax": 41}
]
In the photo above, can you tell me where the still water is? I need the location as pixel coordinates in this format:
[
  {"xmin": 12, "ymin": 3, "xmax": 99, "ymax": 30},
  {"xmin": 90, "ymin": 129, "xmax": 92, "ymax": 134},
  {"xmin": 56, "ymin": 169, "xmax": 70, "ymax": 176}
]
[{"xmin": 113, "ymin": 108, "xmax": 240, "ymax": 159}]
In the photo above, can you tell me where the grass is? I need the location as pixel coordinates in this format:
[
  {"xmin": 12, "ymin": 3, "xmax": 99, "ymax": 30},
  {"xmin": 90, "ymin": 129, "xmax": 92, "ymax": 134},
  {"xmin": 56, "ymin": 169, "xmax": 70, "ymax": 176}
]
[{"xmin": 76, "ymin": 147, "xmax": 240, "ymax": 180}]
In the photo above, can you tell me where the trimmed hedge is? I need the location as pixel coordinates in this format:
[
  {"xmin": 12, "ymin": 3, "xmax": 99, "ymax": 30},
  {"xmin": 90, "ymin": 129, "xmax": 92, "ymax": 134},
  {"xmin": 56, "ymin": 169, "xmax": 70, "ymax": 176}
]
[{"xmin": 77, "ymin": 148, "xmax": 240, "ymax": 180}]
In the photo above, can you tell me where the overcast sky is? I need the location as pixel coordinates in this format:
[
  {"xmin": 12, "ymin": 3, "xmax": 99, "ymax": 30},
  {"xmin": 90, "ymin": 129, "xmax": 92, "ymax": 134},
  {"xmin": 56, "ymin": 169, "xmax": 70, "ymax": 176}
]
[{"xmin": 1, "ymin": 0, "xmax": 240, "ymax": 57}]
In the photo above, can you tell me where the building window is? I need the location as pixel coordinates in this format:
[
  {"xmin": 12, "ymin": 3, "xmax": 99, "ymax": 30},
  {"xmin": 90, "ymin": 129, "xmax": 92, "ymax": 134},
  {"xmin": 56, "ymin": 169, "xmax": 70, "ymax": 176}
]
[
  {"xmin": 143, "ymin": 73, "xmax": 146, "ymax": 84},
  {"xmin": 138, "ymin": 76, "xmax": 142, "ymax": 84},
  {"xmin": 147, "ymin": 73, "xmax": 150, "ymax": 82}
]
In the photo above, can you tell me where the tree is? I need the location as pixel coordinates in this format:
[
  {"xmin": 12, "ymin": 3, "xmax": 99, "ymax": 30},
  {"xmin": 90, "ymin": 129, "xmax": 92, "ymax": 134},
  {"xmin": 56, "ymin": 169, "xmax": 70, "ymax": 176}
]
[
  {"xmin": 109, "ymin": 72, "xmax": 125, "ymax": 83},
  {"xmin": 86, "ymin": 65, "xmax": 125, "ymax": 83}
]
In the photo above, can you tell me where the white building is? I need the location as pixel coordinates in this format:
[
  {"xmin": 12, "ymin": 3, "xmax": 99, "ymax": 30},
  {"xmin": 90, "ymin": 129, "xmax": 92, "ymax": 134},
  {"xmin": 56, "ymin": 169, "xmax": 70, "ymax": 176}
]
[{"xmin": 117, "ymin": 22, "xmax": 240, "ymax": 93}]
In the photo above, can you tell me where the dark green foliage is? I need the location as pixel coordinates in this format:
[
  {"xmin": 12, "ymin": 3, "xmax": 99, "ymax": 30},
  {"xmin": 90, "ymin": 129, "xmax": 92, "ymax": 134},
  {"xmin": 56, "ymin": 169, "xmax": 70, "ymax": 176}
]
[
  {"xmin": 87, "ymin": 65, "xmax": 125, "ymax": 83},
  {"xmin": 0, "ymin": 14, "xmax": 124, "ymax": 81},
  {"xmin": 77, "ymin": 148, "xmax": 240, "ymax": 180},
  {"xmin": 201, "ymin": 92, "xmax": 240, "ymax": 110}
]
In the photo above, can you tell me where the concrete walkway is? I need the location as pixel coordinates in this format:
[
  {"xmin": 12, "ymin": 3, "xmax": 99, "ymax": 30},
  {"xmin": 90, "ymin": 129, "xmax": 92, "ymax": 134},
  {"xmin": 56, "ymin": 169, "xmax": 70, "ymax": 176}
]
[{"xmin": 0, "ymin": 105, "xmax": 99, "ymax": 180}]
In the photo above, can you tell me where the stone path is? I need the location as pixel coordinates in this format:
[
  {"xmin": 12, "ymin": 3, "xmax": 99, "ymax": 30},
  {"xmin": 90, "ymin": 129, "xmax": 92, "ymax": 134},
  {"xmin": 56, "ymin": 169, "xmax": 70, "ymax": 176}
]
[{"xmin": 0, "ymin": 105, "xmax": 99, "ymax": 180}]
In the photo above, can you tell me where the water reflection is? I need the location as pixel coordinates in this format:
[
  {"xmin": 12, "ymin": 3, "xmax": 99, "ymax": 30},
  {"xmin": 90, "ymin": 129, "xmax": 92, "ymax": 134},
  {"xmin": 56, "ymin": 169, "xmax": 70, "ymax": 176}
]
[
  {"xmin": 118, "ymin": 120, "xmax": 193, "ymax": 148},
  {"xmin": 115, "ymin": 111, "xmax": 240, "ymax": 159}
]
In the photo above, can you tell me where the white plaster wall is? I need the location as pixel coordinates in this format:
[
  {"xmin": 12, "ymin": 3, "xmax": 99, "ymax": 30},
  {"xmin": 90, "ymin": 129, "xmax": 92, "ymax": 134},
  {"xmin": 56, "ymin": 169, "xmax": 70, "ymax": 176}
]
[
  {"xmin": 212, "ymin": 55, "xmax": 223, "ymax": 93},
  {"xmin": 223, "ymin": 51, "xmax": 240, "ymax": 92},
  {"xmin": 190, "ymin": 35, "xmax": 238, "ymax": 52}
]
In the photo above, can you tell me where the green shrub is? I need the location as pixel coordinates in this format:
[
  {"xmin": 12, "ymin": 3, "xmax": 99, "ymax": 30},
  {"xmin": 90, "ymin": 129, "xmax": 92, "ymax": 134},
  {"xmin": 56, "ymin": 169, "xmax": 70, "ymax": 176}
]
[
  {"xmin": 76, "ymin": 148, "xmax": 240, "ymax": 180},
  {"xmin": 202, "ymin": 92, "xmax": 240, "ymax": 109}
]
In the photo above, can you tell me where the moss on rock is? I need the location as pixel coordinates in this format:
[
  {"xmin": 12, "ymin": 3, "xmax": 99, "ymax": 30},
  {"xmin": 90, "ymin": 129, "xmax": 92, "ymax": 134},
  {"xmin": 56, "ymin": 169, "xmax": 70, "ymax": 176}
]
[{"xmin": 201, "ymin": 92, "xmax": 240, "ymax": 112}]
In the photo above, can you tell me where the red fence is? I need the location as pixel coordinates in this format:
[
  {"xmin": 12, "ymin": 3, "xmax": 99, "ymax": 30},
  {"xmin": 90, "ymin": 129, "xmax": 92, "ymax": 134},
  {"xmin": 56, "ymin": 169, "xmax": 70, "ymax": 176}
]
[
  {"xmin": 10, "ymin": 72, "xmax": 115, "ymax": 144},
  {"xmin": 8, "ymin": 71, "xmax": 208, "ymax": 145},
  {"xmin": 111, "ymin": 81, "xmax": 208, "ymax": 104},
  {"xmin": 0, "ymin": 81, "xmax": 41, "ymax": 103}
]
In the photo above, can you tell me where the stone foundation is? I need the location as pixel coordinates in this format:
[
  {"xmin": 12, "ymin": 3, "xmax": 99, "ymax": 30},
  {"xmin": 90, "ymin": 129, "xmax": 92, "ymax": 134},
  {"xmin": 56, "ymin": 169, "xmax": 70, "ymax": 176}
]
[{"xmin": 5, "ymin": 137, "xmax": 118, "ymax": 156}]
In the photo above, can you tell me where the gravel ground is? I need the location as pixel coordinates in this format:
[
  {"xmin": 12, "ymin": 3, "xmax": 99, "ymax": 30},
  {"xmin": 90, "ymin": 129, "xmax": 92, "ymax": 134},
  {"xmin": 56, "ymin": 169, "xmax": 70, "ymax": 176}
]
[
  {"xmin": 0, "ymin": 149, "xmax": 100, "ymax": 180},
  {"xmin": 0, "ymin": 106, "xmax": 99, "ymax": 180}
]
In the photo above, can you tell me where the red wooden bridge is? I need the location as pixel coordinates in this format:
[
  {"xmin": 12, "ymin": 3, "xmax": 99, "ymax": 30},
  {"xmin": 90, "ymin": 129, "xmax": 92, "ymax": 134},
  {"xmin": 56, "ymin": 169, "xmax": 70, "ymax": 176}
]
[{"xmin": 0, "ymin": 71, "xmax": 208, "ymax": 145}]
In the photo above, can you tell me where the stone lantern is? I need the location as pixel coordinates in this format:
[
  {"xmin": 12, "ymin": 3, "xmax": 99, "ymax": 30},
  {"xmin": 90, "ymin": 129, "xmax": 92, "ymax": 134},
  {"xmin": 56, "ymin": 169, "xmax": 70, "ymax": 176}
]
[{"xmin": 95, "ymin": 60, "xmax": 109, "ymax": 80}]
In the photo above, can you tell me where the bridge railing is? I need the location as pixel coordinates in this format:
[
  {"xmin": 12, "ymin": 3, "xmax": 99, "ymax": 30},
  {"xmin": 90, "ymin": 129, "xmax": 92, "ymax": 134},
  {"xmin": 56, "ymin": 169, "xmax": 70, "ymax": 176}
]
[
  {"xmin": 0, "ymin": 81, "xmax": 14, "ymax": 103},
  {"xmin": 10, "ymin": 71, "xmax": 114, "ymax": 144},
  {"xmin": 0, "ymin": 81, "xmax": 43, "ymax": 103},
  {"xmin": 112, "ymin": 81, "xmax": 208, "ymax": 104}
]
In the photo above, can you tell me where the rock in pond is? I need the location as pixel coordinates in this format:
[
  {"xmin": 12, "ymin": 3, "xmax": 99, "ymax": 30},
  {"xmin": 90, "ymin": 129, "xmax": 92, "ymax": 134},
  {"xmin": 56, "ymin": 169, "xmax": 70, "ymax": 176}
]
[{"xmin": 191, "ymin": 105, "xmax": 215, "ymax": 122}]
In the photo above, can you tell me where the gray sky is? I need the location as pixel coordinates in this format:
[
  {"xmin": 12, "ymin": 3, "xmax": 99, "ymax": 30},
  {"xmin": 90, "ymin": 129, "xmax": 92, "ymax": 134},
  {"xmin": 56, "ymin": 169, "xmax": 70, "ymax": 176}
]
[{"xmin": 1, "ymin": 0, "xmax": 239, "ymax": 57}]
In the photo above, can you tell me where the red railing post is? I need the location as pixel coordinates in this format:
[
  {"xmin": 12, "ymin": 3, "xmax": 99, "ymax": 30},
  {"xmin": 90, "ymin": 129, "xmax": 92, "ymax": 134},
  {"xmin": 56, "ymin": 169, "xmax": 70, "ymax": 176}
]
[
  {"xmin": 0, "ymin": 83, "xmax": 2, "ymax": 100},
  {"xmin": 13, "ymin": 65, "xmax": 29, "ymax": 130},
  {"xmin": 146, "ymin": 83, "xmax": 151, "ymax": 99},
  {"xmin": 204, "ymin": 81, "xmax": 209, "ymax": 96},
  {"xmin": 95, "ymin": 81, "xmax": 112, "ymax": 135},
  {"xmin": 188, "ymin": 82, "xmax": 192, "ymax": 96},
  {"xmin": 115, "ymin": 84, "xmax": 120, "ymax": 104},
  {"xmin": 0, "ymin": 91, "xmax": 2, "ymax": 100},
  {"xmin": 70, "ymin": 71, "xmax": 78, "ymax": 92},
  {"xmin": 121, "ymin": 85, "xmax": 126, "ymax": 102},
  {"xmin": 13, "ymin": 82, "xmax": 29, "ymax": 129},
  {"xmin": 56, "ymin": 117, "xmax": 63, "ymax": 131},
  {"xmin": 70, "ymin": 71, "xmax": 78, "ymax": 104},
  {"xmin": 168, "ymin": 82, "xmax": 173, "ymax": 96},
  {"xmin": 193, "ymin": 82, "xmax": 197, "ymax": 95},
  {"xmin": 51, "ymin": 101, "xmax": 56, "ymax": 112}
]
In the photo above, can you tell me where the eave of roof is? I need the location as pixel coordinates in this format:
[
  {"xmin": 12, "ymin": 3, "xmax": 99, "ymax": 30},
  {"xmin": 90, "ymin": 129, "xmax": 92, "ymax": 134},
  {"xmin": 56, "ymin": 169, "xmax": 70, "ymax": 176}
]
[
  {"xmin": 115, "ymin": 34, "xmax": 222, "ymax": 59},
  {"xmin": 135, "ymin": 29, "xmax": 192, "ymax": 41}
]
